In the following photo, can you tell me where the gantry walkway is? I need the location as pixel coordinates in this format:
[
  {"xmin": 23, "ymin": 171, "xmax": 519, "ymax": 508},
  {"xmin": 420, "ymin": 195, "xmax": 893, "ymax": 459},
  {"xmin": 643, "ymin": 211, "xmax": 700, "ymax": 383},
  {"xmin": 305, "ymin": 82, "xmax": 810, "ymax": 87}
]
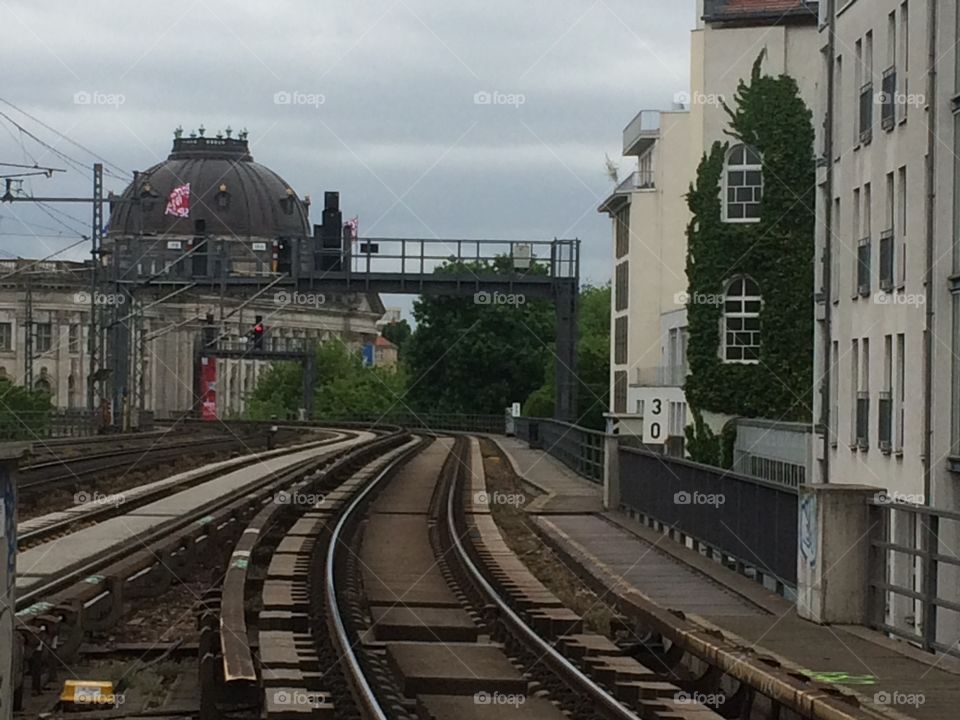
[{"xmin": 491, "ymin": 437, "xmax": 960, "ymax": 720}]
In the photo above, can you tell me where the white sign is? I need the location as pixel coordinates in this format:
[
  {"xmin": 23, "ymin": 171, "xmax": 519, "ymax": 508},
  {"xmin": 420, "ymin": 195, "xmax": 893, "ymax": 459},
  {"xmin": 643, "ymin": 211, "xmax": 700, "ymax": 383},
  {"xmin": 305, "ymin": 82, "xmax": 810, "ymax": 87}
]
[
  {"xmin": 643, "ymin": 397, "xmax": 666, "ymax": 444},
  {"xmin": 166, "ymin": 240, "xmax": 182, "ymax": 250},
  {"xmin": 511, "ymin": 402, "xmax": 521, "ymax": 417},
  {"xmin": 252, "ymin": 242, "xmax": 268, "ymax": 251}
]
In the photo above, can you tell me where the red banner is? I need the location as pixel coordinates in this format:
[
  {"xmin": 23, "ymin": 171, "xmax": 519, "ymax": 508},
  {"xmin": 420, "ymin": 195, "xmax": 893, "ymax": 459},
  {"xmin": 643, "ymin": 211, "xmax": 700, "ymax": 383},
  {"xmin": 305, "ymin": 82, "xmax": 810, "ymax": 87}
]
[{"xmin": 199, "ymin": 355, "xmax": 217, "ymax": 421}]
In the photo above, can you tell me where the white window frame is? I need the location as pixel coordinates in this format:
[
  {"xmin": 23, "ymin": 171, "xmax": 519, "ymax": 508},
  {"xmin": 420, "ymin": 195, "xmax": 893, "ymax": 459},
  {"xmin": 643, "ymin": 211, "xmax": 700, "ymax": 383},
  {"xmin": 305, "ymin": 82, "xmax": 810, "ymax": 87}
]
[
  {"xmin": 721, "ymin": 276, "xmax": 762, "ymax": 364},
  {"xmin": 722, "ymin": 144, "xmax": 763, "ymax": 224}
]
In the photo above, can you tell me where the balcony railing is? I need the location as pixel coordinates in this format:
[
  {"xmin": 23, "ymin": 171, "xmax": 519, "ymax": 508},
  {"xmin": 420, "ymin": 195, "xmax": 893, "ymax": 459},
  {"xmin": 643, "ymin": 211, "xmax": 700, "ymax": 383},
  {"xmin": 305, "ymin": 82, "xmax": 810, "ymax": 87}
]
[
  {"xmin": 623, "ymin": 110, "xmax": 661, "ymax": 156},
  {"xmin": 615, "ymin": 169, "xmax": 655, "ymax": 192}
]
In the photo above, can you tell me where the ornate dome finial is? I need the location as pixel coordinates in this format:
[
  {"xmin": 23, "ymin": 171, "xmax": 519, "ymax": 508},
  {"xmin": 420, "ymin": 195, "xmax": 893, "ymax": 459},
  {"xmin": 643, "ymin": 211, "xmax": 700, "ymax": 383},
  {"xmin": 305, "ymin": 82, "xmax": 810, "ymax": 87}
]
[
  {"xmin": 198, "ymin": 124, "xmax": 206, "ymax": 137},
  {"xmin": 174, "ymin": 125, "xmax": 183, "ymax": 139}
]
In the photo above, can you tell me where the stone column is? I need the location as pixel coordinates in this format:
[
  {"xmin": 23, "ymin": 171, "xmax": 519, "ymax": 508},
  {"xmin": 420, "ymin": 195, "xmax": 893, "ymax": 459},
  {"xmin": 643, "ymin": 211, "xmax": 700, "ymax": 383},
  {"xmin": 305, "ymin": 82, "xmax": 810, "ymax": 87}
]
[{"xmin": 796, "ymin": 483, "xmax": 883, "ymax": 624}]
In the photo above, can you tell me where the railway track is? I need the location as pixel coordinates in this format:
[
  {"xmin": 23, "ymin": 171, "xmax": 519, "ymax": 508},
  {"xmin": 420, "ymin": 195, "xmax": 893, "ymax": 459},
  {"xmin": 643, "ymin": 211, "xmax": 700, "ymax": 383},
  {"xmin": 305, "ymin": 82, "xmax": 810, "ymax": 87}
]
[
  {"xmin": 13, "ymin": 429, "xmax": 390, "ymax": 664},
  {"xmin": 202, "ymin": 435, "xmax": 745, "ymax": 720},
  {"xmin": 18, "ymin": 425, "xmax": 307, "ymax": 497}
]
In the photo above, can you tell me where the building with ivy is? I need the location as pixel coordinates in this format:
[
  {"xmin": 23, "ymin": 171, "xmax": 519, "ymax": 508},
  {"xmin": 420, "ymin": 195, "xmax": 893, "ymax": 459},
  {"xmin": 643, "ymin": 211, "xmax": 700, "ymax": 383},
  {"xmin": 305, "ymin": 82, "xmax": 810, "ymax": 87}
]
[{"xmin": 599, "ymin": 0, "xmax": 819, "ymax": 469}]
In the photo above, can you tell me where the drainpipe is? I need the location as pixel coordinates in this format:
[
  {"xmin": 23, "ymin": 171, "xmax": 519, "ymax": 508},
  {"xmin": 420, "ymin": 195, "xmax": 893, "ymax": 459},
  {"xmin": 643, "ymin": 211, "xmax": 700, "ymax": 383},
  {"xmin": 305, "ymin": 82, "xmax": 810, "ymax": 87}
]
[
  {"xmin": 819, "ymin": 0, "xmax": 836, "ymax": 484},
  {"xmin": 922, "ymin": 1, "xmax": 937, "ymax": 508}
]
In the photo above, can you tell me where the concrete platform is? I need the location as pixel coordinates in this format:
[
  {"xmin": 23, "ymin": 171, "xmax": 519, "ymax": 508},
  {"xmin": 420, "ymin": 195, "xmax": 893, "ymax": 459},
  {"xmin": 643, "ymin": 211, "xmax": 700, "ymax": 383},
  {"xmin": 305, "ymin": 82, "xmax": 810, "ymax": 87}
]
[
  {"xmin": 492, "ymin": 436, "xmax": 602, "ymax": 514},
  {"xmin": 15, "ymin": 434, "xmax": 371, "ymax": 593},
  {"xmin": 386, "ymin": 642, "xmax": 527, "ymax": 697},
  {"xmin": 535, "ymin": 509, "xmax": 960, "ymax": 720},
  {"xmin": 371, "ymin": 606, "xmax": 478, "ymax": 642},
  {"xmin": 416, "ymin": 693, "xmax": 567, "ymax": 720}
]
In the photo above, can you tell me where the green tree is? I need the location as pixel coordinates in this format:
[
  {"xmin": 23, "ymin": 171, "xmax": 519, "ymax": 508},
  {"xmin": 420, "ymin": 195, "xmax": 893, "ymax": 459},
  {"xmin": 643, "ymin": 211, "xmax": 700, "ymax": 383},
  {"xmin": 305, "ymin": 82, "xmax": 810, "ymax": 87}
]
[
  {"xmin": 381, "ymin": 320, "xmax": 412, "ymax": 354},
  {"xmin": 523, "ymin": 284, "xmax": 610, "ymax": 429},
  {"xmin": 404, "ymin": 259, "xmax": 554, "ymax": 414},
  {"xmin": 0, "ymin": 379, "xmax": 53, "ymax": 440}
]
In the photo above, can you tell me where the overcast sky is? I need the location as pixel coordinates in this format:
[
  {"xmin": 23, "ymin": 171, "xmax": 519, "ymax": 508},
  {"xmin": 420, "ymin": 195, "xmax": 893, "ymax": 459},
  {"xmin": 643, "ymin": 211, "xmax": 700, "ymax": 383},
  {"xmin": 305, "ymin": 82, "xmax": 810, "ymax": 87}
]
[{"xmin": 0, "ymin": 0, "xmax": 694, "ymax": 319}]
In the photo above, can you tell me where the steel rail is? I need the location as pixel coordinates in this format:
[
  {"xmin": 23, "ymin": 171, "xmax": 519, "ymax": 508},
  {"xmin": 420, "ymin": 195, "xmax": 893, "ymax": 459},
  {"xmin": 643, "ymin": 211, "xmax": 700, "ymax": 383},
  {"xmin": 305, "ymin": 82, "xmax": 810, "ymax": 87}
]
[{"xmin": 444, "ymin": 440, "xmax": 642, "ymax": 720}]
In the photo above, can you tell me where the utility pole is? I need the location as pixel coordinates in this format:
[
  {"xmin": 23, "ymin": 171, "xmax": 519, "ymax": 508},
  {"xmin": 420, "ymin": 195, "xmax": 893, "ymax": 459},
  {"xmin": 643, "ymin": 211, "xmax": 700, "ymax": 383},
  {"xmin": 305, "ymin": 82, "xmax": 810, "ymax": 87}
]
[
  {"xmin": 23, "ymin": 274, "xmax": 32, "ymax": 390},
  {"xmin": 88, "ymin": 163, "xmax": 103, "ymax": 414}
]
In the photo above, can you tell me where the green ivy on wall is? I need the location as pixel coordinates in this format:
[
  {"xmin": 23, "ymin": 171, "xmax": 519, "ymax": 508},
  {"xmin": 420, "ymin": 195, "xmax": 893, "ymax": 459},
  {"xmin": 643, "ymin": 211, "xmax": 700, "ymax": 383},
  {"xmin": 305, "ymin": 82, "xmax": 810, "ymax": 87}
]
[{"xmin": 684, "ymin": 51, "xmax": 815, "ymax": 424}]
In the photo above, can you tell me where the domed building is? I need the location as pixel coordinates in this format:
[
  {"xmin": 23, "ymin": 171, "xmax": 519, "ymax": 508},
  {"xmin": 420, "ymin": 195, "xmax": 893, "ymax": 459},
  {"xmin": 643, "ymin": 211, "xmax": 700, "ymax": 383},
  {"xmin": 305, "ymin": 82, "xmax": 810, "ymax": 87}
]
[{"xmin": 0, "ymin": 129, "xmax": 384, "ymax": 424}]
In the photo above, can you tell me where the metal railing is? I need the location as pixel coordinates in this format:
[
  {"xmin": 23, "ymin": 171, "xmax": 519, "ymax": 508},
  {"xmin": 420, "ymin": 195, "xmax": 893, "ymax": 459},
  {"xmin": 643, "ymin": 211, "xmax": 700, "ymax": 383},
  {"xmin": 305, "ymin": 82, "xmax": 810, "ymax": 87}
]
[
  {"xmin": 618, "ymin": 446, "xmax": 798, "ymax": 592},
  {"xmin": 0, "ymin": 409, "xmax": 98, "ymax": 441},
  {"xmin": 310, "ymin": 412, "xmax": 506, "ymax": 435},
  {"xmin": 867, "ymin": 497, "xmax": 960, "ymax": 658},
  {"xmin": 515, "ymin": 417, "xmax": 605, "ymax": 483}
]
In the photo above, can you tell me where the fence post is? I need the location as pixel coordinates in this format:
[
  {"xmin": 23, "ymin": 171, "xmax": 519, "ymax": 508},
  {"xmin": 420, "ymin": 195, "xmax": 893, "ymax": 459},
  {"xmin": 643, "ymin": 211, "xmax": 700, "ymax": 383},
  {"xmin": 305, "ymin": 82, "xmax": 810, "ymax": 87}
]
[
  {"xmin": 796, "ymin": 483, "xmax": 883, "ymax": 624},
  {"xmin": 603, "ymin": 421, "xmax": 620, "ymax": 511}
]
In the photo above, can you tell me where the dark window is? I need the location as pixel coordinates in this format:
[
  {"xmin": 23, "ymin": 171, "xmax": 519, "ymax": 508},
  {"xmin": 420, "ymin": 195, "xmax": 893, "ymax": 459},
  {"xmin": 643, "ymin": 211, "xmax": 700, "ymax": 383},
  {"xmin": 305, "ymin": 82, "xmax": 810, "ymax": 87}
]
[
  {"xmin": 614, "ymin": 316, "xmax": 628, "ymax": 364},
  {"xmin": 857, "ymin": 237, "xmax": 872, "ymax": 295},
  {"xmin": 881, "ymin": 67, "xmax": 897, "ymax": 130},
  {"xmin": 613, "ymin": 370, "xmax": 628, "ymax": 414},
  {"xmin": 615, "ymin": 262, "xmax": 629, "ymax": 311},
  {"xmin": 859, "ymin": 81, "xmax": 874, "ymax": 143},
  {"xmin": 615, "ymin": 207, "xmax": 629, "ymax": 259},
  {"xmin": 879, "ymin": 229, "xmax": 894, "ymax": 290}
]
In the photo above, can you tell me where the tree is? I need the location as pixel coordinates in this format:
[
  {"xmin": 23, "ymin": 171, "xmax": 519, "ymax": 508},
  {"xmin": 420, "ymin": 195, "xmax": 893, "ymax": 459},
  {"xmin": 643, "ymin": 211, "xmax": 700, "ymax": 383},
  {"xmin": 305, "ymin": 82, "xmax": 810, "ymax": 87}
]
[
  {"xmin": 0, "ymin": 379, "xmax": 53, "ymax": 440},
  {"xmin": 403, "ymin": 258, "xmax": 554, "ymax": 415},
  {"xmin": 381, "ymin": 320, "xmax": 412, "ymax": 354},
  {"xmin": 523, "ymin": 284, "xmax": 610, "ymax": 429}
]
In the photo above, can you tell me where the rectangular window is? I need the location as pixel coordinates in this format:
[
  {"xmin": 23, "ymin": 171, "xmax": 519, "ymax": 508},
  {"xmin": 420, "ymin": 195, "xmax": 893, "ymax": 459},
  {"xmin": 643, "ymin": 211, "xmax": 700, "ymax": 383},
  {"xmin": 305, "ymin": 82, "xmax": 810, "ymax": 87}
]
[
  {"xmin": 857, "ymin": 338, "xmax": 870, "ymax": 449},
  {"xmin": 900, "ymin": 1, "xmax": 910, "ymax": 122},
  {"xmin": 35, "ymin": 323, "xmax": 52, "ymax": 353},
  {"xmin": 614, "ymin": 316, "xmax": 628, "ymax": 365},
  {"xmin": 858, "ymin": 184, "xmax": 872, "ymax": 295},
  {"xmin": 69, "ymin": 324, "xmax": 80, "ymax": 354},
  {"xmin": 897, "ymin": 165, "xmax": 907, "ymax": 286},
  {"xmin": 851, "ymin": 339, "xmax": 860, "ymax": 444},
  {"xmin": 882, "ymin": 12, "xmax": 897, "ymax": 130},
  {"xmin": 832, "ymin": 197, "xmax": 841, "ymax": 301},
  {"xmin": 858, "ymin": 36, "xmax": 874, "ymax": 144},
  {"xmin": 880, "ymin": 335, "xmax": 893, "ymax": 450},
  {"xmin": 0, "ymin": 322, "xmax": 11, "ymax": 352},
  {"xmin": 614, "ymin": 207, "xmax": 629, "ymax": 259},
  {"xmin": 831, "ymin": 340, "xmax": 840, "ymax": 446},
  {"xmin": 615, "ymin": 262, "xmax": 629, "ymax": 311},
  {"xmin": 835, "ymin": 56, "xmax": 844, "ymax": 161},
  {"xmin": 895, "ymin": 333, "xmax": 905, "ymax": 451},
  {"xmin": 613, "ymin": 370, "xmax": 627, "ymax": 414},
  {"xmin": 880, "ymin": 172, "xmax": 895, "ymax": 289}
]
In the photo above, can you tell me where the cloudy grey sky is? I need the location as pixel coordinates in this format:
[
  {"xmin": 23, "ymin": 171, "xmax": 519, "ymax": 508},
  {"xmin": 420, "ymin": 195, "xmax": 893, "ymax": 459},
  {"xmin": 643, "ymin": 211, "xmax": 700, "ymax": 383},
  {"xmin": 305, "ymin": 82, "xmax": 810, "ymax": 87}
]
[{"xmin": 0, "ymin": 0, "xmax": 694, "ymax": 318}]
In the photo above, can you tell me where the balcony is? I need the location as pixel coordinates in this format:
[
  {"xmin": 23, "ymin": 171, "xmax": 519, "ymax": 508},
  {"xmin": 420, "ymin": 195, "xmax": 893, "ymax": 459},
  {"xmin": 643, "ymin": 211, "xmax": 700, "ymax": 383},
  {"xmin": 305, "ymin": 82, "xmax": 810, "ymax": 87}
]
[
  {"xmin": 623, "ymin": 110, "xmax": 661, "ymax": 156},
  {"xmin": 615, "ymin": 169, "xmax": 655, "ymax": 192},
  {"xmin": 633, "ymin": 366, "xmax": 685, "ymax": 388}
]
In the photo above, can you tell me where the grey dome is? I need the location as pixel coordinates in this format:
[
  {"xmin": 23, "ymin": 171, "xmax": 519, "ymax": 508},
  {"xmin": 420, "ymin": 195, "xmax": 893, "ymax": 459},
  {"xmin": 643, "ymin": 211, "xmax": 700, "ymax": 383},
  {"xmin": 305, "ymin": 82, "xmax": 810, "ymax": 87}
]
[{"xmin": 107, "ymin": 134, "xmax": 310, "ymax": 240}]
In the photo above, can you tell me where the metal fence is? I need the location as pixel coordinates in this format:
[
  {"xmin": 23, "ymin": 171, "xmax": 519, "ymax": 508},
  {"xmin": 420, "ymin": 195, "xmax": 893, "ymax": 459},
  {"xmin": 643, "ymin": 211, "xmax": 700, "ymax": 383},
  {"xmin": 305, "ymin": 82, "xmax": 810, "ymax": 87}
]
[
  {"xmin": 514, "ymin": 417, "xmax": 605, "ymax": 483},
  {"xmin": 0, "ymin": 409, "xmax": 98, "ymax": 441},
  {"xmin": 618, "ymin": 446, "xmax": 798, "ymax": 591},
  {"xmin": 311, "ymin": 412, "xmax": 506, "ymax": 435},
  {"xmin": 867, "ymin": 497, "xmax": 960, "ymax": 658}
]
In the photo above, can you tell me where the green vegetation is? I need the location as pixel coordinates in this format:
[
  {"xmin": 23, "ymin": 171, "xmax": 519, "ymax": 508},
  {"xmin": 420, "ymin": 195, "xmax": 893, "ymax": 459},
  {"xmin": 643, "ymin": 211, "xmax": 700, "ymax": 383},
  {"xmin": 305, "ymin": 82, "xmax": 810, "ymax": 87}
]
[
  {"xmin": 684, "ymin": 51, "xmax": 815, "ymax": 431},
  {"xmin": 380, "ymin": 319, "xmax": 412, "ymax": 355},
  {"xmin": 523, "ymin": 284, "xmax": 610, "ymax": 429},
  {"xmin": 0, "ymin": 379, "xmax": 52, "ymax": 440}
]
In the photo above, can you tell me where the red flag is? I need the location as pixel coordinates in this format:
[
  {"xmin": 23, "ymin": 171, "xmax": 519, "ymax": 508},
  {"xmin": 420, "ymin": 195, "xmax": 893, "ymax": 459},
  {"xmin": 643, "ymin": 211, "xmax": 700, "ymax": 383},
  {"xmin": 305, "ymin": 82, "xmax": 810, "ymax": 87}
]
[{"xmin": 165, "ymin": 183, "xmax": 191, "ymax": 218}]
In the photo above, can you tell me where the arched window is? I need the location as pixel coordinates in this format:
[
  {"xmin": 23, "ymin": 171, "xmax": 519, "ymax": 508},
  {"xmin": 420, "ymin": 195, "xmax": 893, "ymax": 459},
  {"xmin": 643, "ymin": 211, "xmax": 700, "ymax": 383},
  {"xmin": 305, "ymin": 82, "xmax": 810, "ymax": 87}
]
[
  {"xmin": 722, "ymin": 277, "xmax": 762, "ymax": 363},
  {"xmin": 723, "ymin": 144, "xmax": 763, "ymax": 223}
]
